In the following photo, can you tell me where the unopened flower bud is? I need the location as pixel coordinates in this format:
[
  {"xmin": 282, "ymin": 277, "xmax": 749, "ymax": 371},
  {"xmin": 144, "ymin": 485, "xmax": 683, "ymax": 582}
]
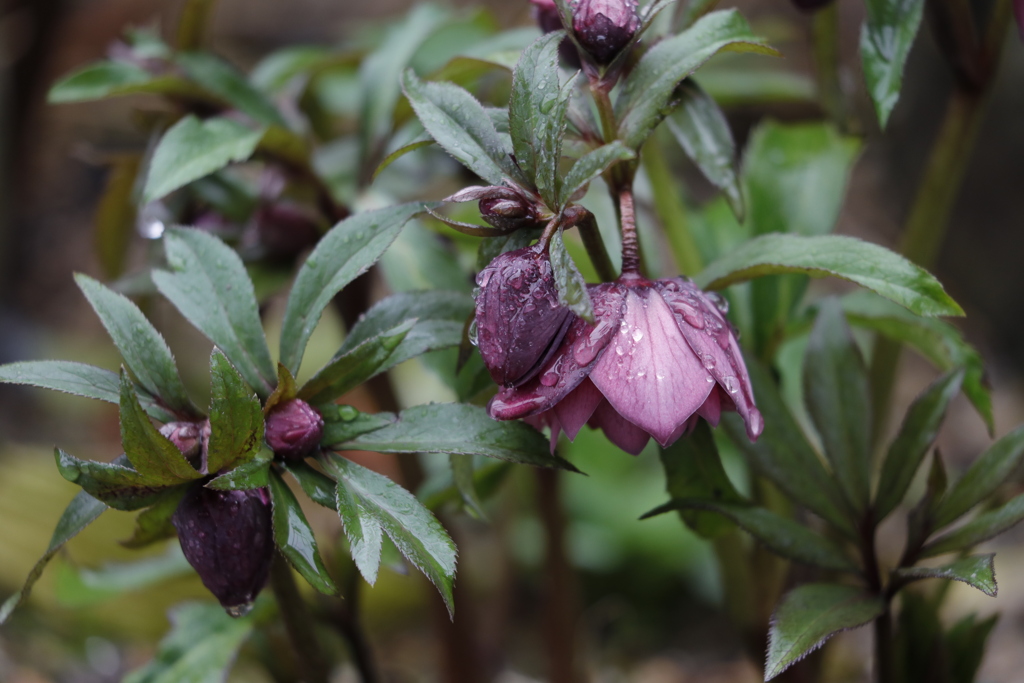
[
  {"xmin": 474, "ymin": 244, "xmax": 573, "ymax": 387},
  {"xmin": 160, "ymin": 421, "xmax": 206, "ymax": 470},
  {"xmin": 173, "ymin": 485, "xmax": 274, "ymax": 615},
  {"xmin": 572, "ymin": 0, "xmax": 640, "ymax": 65},
  {"xmin": 479, "ymin": 195, "xmax": 537, "ymax": 232},
  {"xmin": 265, "ymin": 399, "xmax": 324, "ymax": 460}
]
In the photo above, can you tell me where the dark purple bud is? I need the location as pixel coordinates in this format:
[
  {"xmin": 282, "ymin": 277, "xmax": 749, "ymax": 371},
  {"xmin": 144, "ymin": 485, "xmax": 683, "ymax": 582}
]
[
  {"xmin": 265, "ymin": 399, "xmax": 324, "ymax": 460},
  {"xmin": 479, "ymin": 196, "xmax": 538, "ymax": 232},
  {"xmin": 572, "ymin": 0, "xmax": 640, "ymax": 65},
  {"xmin": 173, "ymin": 485, "xmax": 274, "ymax": 615},
  {"xmin": 160, "ymin": 421, "xmax": 207, "ymax": 471},
  {"xmin": 474, "ymin": 244, "xmax": 573, "ymax": 387}
]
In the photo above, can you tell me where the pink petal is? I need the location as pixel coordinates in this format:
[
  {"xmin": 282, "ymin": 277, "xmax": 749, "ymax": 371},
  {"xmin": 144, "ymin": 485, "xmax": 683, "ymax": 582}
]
[
  {"xmin": 696, "ymin": 385, "xmax": 722, "ymax": 426},
  {"xmin": 590, "ymin": 286, "xmax": 713, "ymax": 444},
  {"xmin": 657, "ymin": 278, "xmax": 763, "ymax": 441},
  {"xmin": 552, "ymin": 378, "xmax": 604, "ymax": 441},
  {"xmin": 589, "ymin": 400, "xmax": 651, "ymax": 455},
  {"xmin": 488, "ymin": 283, "xmax": 627, "ymax": 420}
]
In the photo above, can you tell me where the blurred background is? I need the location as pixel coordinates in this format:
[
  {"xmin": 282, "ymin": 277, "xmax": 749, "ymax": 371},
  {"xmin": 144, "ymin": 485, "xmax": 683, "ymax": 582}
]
[{"xmin": 1, "ymin": 0, "xmax": 1023, "ymax": 681}]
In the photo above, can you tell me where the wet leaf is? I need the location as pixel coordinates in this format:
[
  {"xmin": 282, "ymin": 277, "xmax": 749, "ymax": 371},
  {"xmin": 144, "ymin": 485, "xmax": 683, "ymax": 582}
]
[
  {"xmin": 176, "ymin": 51, "xmax": 285, "ymax": 126},
  {"xmin": 860, "ymin": 0, "xmax": 925, "ymax": 127},
  {"xmin": 549, "ymin": 228, "xmax": 594, "ymax": 323},
  {"xmin": 48, "ymin": 61, "xmax": 204, "ymax": 103},
  {"xmin": 895, "ymin": 554, "xmax": 997, "ymax": 597},
  {"xmin": 932, "ymin": 424, "xmax": 1024, "ymax": 528},
  {"xmin": 120, "ymin": 373, "xmax": 203, "ymax": 484},
  {"xmin": 921, "ymin": 492, "xmax": 1024, "ymax": 557},
  {"xmin": 206, "ymin": 350, "xmax": 264, "ymax": 474},
  {"xmin": 559, "ymin": 142, "xmax": 635, "ymax": 208},
  {"xmin": 267, "ymin": 469, "xmax": 338, "ymax": 595}
]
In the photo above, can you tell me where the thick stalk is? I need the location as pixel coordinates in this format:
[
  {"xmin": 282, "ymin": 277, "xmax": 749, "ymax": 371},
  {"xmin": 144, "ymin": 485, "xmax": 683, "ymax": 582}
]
[
  {"xmin": 618, "ymin": 188, "xmax": 640, "ymax": 275},
  {"xmin": 270, "ymin": 554, "xmax": 331, "ymax": 683},
  {"xmin": 642, "ymin": 139, "xmax": 703, "ymax": 276}
]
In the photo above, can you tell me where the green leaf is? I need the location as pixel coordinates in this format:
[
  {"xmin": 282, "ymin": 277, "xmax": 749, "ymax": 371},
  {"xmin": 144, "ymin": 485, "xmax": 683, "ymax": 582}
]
[
  {"xmin": 122, "ymin": 601, "xmax": 256, "ymax": 683},
  {"xmin": 206, "ymin": 349, "xmax": 264, "ymax": 474},
  {"xmin": 154, "ymin": 228, "xmax": 276, "ymax": 396},
  {"xmin": 722, "ymin": 358, "xmax": 855, "ymax": 536},
  {"xmin": 56, "ymin": 448, "xmax": 178, "ymax": 511},
  {"xmin": 766, "ymin": 584, "xmax": 886, "ymax": 680},
  {"xmin": 509, "ymin": 31, "xmax": 574, "ymax": 204},
  {"xmin": 0, "ymin": 360, "xmax": 175, "ymax": 422},
  {"xmin": 121, "ymin": 487, "xmax": 188, "ymax": 548},
  {"xmin": 94, "ymin": 154, "xmax": 141, "ymax": 279},
  {"xmin": 559, "ymin": 142, "xmax": 636, "ymax": 208},
  {"xmin": 947, "ymin": 613, "xmax": 999, "ymax": 683},
  {"xmin": 615, "ymin": 10, "xmax": 777, "ymax": 149},
  {"xmin": 337, "ymin": 290, "xmax": 474, "ymax": 370},
  {"xmin": 894, "ymin": 554, "xmax": 997, "ymax": 597},
  {"xmin": 841, "ymin": 290, "xmax": 992, "ymax": 433},
  {"xmin": 333, "ymin": 470, "xmax": 385, "ymax": 585},
  {"xmin": 319, "ymin": 453, "xmax": 456, "ymax": 612},
  {"xmin": 666, "ymin": 80, "xmax": 743, "ymax": 219},
  {"xmin": 657, "ymin": 421, "xmax": 743, "ymax": 538},
  {"xmin": 874, "ymin": 370, "xmax": 964, "ymax": 520},
  {"xmin": 803, "ymin": 300, "xmax": 871, "ymax": 515},
  {"xmin": 281, "ymin": 461, "xmax": 337, "ymax": 509},
  {"xmin": 744, "ymin": 121, "xmax": 860, "ymax": 237},
  {"xmin": 75, "ymin": 274, "xmax": 198, "ymax": 417},
  {"xmin": 143, "ymin": 115, "xmax": 266, "ymax": 204},
  {"xmin": 549, "ymin": 228, "xmax": 595, "ymax": 323},
  {"xmin": 320, "ymin": 405, "xmax": 397, "ymax": 446},
  {"xmin": 48, "ymin": 61, "xmax": 203, "ymax": 103},
  {"xmin": 359, "ymin": 4, "xmax": 449, "ymax": 164},
  {"xmin": 860, "ymin": 0, "xmax": 925, "ymax": 128},
  {"xmin": 401, "ymin": 70, "xmax": 521, "ymax": 186},
  {"xmin": 644, "ymin": 499, "xmax": 858, "ymax": 571},
  {"xmin": 176, "ymin": 52, "xmax": 285, "ymax": 127},
  {"xmin": 278, "ymin": 203, "xmax": 425, "ymax": 375},
  {"xmin": 932, "ymin": 424, "xmax": 1024, "ymax": 529},
  {"xmin": 450, "ymin": 454, "xmax": 487, "ymax": 520},
  {"xmin": 921, "ymin": 492, "xmax": 1024, "ymax": 557},
  {"xmin": 0, "ymin": 491, "xmax": 106, "ymax": 625},
  {"xmin": 373, "ymin": 137, "xmax": 434, "ymax": 181},
  {"xmin": 298, "ymin": 321, "xmax": 414, "ymax": 404},
  {"xmin": 695, "ymin": 234, "xmax": 964, "ymax": 318},
  {"xmin": 329, "ymin": 403, "xmax": 578, "ymax": 471},
  {"xmin": 120, "ymin": 373, "xmax": 203, "ymax": 484},
  {"xmin": 207, "ymin": 448, "xmax": 273, "ymax": 491},
  {"xmin": 267, "ymin": 469, "xmax": 338, "ymax": 595}
]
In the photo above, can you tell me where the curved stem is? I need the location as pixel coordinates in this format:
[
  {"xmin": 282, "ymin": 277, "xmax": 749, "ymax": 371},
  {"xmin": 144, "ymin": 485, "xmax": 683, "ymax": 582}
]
[
  {"xmin": 618, "ymin": 188, "xmax": 640, "ymax": 275},
  {"xmin": 270, "ymin": 554, "xmax": 331, "ymax": 683}
]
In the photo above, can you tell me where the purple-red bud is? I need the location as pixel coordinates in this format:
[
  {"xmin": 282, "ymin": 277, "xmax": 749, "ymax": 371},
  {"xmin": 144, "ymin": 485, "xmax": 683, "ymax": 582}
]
[
  {"xmin": 479, "ymin": 196, "xmax": 538, "ymax": 232},
  {"xmin": 173, "ymin": 485, "xmax": 274, "ymax": 615},
  {"xmin": 572, "ymin": 0, "xmax": 640, "ymax": 65},
  {"xmin": 160, "ymin": 421, "xmax": 207, "ymax": 471},
  {"xmin": 474, "ymin": 244, "xmax": 573, "ymax": 387},
  {"xmin": 265, "ymin": 399, "xmax": 324, "ymax": 460}
]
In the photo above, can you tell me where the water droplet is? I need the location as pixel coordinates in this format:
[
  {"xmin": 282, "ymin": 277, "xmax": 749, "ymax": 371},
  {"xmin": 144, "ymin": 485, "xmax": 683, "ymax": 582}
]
[
  {"xmin": 706, "ymin": 375, "xmax": 715, "ymax": 383},
  {"xmin": 701, "ymin": 354, "xmax": 716, "ymax": 370},
  {"xmin": 540, "ymin": 371, "xmax": 558, "ymax": 387},
  {"xmin": 656, "ymin": 373, "xmax": 665, "ymax": 381},
  {"xmin": 632, "ymin": 328, "xmax": 644, "ymax": 342},
  {"xmin": 615, "ymin": 345, "xmax": 625, "ymax": 356},
  {"xmin": 225, "ymin": 602, "xmax": 254, "ymax": 618},
  {"xmin": 748, "ymin": 409, "xmax": 764, "ymax": 438},
  {"xmin": 468, "ymin": 320, "xmax": 479, "ymax": 346},
  {"xmin": 723, "ymin": 376, "xmax": 740, "ymax": 394},
  {"xmin": 338, "ymin": 405, "xmax": 359, "ymax": 421},
  {"xmin": 477, "ymin": 270, "xmax": 492, "ymax": 287},
  {"xmin": 674, "ymin": 303, "xmax": 704, "ymax": 329},
  {"xmin": 705, "ymin": 291, "xmax": 729, "ymax": 314}
]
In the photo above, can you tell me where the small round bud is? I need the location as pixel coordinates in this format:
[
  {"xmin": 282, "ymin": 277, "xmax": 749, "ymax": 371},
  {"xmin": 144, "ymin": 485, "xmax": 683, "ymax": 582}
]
[
  {"xmin": 572, "ymin": 0, "xmax": 640, "ymax": 65},
  {"xmin": 173, "ymin": 485, "xmax": 274, "ymax": 615},
  {"xmin": 474, "ymin": 244, "xmax": 573, "ymax": 387},
  {"xmin": 160, "ymin": 421, "xmax": 206, "ymax": 470},
  {"xmin": 265, "ymin": 399, "xmax": 324, "ymax": 460},
  {"xmin": 479, "ymin": 195, "xmax": 538, "ymax": 232}
]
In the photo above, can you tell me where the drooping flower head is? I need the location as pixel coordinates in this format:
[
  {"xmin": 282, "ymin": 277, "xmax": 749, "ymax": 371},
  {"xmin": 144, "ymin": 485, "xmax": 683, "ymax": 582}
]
[
  {"xmin": 489, "ymin": 273, "xmax": 762, "ymax": 454},
  {"xmin": 266, "ymin": 398, "xmax": 324, "ymax": 461}
]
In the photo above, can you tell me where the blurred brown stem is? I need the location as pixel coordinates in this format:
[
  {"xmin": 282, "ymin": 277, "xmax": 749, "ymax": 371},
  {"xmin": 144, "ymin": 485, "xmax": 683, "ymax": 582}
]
[{"xmin": 270, "ymin": 554, "xmax": 331, "ymax": 683}]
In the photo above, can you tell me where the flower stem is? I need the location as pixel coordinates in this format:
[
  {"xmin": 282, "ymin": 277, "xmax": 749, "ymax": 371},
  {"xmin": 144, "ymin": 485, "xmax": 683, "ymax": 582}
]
[
  {"xmin": 270, "ymin": 554, "xmax": 331, "ymax": 683},
  {"xmin": 566, "ymin": 207, "xmax": 617, "ymax": 282},
  {"xmin": 618, "ymin": 188, "xmax": 640, "ymax": 275},
  {"xmin": 590, "ymin": 81, "xmax": 618, "ymax": 145}
]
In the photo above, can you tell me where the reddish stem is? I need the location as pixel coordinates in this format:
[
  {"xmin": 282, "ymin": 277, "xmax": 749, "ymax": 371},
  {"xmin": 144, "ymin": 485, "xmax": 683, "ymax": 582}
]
[{"xmin": 618, "ymin": 188, "xmax": 640, "ymax": 275}]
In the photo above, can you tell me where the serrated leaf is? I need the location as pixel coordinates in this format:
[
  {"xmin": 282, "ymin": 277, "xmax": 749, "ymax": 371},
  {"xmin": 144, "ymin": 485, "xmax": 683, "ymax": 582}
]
[
  {"xmin": 267, "ymin": 469, "xmax": 338, "ymax": 595},
  {"xmin": 154, "ymin": 228, "xmax": 276, "ymax": 396},
  {"xmin": 841, "ymin": 290, "xmax": 992, "ymax": 433},
  {"xmin": 206, "ymin": 349, "xmax": 264, "ymax": 474},
  {"xmin": 281, "ymin": 461, "xmax": 337, "ymax": 509},
  {"xmin": 860, "ymin": 0, "xmax": 925, "ymax": 128},
  {"xmin": 320, "ymin": 406, "xmax": 397, "ymax": 446},
  {"xmin": 76, "ymin": 274, "xmax": 198, "ymax": 417},
  {"xmin": 658, "ymin": 421, "xmax": 743, "ymax": 538},
  {"xmin": 695, "ymin": 234, "xmax": 964, "ymax": 318},
  {"xmin": 121, "ymin": 487, "xmax": 188, "ymax": 548},
  {"xmin": 766, "ymin": 584, "xmax": 886, "ymax": 679},
  {"xmin": 0, "ymin": 360, "xmax": 175, "ymax": 423},
  {"xmin": 207, "ymin": 448, "xmax": 273, "ymax": 491},
  {"xmin": 548, "ymin": 228, "xmax": 595, "ymax": 323},
  {"xmin": 615, "ymin": 10, "xmax": 778, "ymax": 149},
  {"xmin": 921, "ymin": 492, "xmax": 1024, "ymax": 557},
  {"xmin": 278, "ymin": 203, "xmax": 425, "ymax": 375},
  {"xmin": 320, "ymin": 453, "xmax": 455, "ymax": 612},
  {"xmin": 875, "ymin": 370, "xmax": 964, "ymax": 521},
  {"xmin": 932, "ymin": 424, "xmax": 1024, "ymax": 529},
  {"xmin": 401, "ymin": 70, "xmax": 522, "ymax": 185},
  {"xmin": 803, "ymin": 300, "xmax": 871, "ymax": 515},
  {"xmin": 264, "ymin": 363, "xmax": 299, "ymax": 415},
  {"xmin": 0, "ymin": 491, "xmax": 106, "ymax": 625},
  {"xmin": 176, "ymin": 52, "xmax": 285, "ymax": 127},
  {"xmin": 122, "ymin": 601, "xmax": 255, "ymax": 683},
  {"xmin": 666, "ymin": 80, "xmax": 743, "ymax": 218},
  {"xmin": 558, "ymin": 142, "xmax": 635, "ymax": 208},
  {"xmin": 509, "ymin": 31, "xmax": 574, "ymax": 204},
  {"xmin": 56, "ymin": 448, "xmax": 179, "ymax": 511},
  {"xmin": 298, "ymin": 321, "xmax": 414, "ymax": 404},
  {"xmin": 48, "ymin": 61, "xmax": 203, "ymax": 104},
  {"xmin": 644, "ymin": 499, "xmax": 858, "ymax": 571},
  {"xmin": 120, "ymin": 373, "xmax": 203, "ymax": 484},
  {"xmin": 333, "ymin": 471, "xmax": 385, "ymax": 585},
  {"xmin": 450, "ymin": 454, "xmax": 487, "ymax": 520},
  {"xmin": 330, "ymin": 403, "xmax": 578, "ymax": 471},
  {"xmin": 143, "ymin": 115, "xmax": 266, "ymax": 204},
  {"xmin": 895, "ymin": 554, "xmax": 997, "ymax": 597}
]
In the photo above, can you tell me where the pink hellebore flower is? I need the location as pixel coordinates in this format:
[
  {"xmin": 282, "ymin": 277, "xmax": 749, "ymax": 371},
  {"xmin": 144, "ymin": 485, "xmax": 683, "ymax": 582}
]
[{"xmin": 488, "ymin": 273, "xmax": 763, "ymax": 455}]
